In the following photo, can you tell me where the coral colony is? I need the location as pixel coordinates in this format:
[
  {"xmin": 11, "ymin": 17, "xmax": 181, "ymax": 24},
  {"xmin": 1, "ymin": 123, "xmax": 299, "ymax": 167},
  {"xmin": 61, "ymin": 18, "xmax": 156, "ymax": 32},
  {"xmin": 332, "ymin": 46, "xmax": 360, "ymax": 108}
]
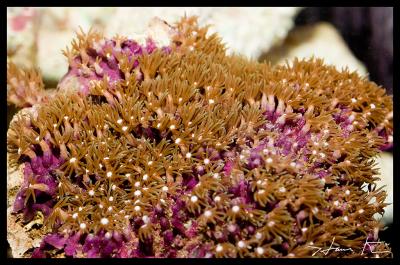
[{"xmin": 7, "ymin": 17, "xmax": 393, "ymax": 258}]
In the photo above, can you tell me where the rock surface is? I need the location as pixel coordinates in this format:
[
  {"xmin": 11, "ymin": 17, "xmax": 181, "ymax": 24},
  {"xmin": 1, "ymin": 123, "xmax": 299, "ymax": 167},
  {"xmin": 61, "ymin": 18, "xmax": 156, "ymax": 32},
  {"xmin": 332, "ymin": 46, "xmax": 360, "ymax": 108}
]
[
  {"xmin": 7, "ymin": 7, "xmax": 38, "ymax": 69},
  {"xmin": 7, "ymin": 7, "xmax": 301, "ymax": 83},
  {"xmin": 374, "ymin": 152, "xmax": 393, "ymax": 225},
  {"xmin": 7, "ymin": 108, "xmax": 47, "ymax": 258},
  {"xmin": 261, "ymin": 22, "xmax": 367, "ymax": 76}
]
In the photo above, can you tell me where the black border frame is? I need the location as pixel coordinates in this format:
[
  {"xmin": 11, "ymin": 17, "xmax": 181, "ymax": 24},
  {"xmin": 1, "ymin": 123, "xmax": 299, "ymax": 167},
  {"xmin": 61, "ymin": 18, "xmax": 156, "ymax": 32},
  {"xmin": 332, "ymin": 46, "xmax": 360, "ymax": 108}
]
[{"xmin": 2, "ymin": 2, "xmax": 398, "ymax": 265}]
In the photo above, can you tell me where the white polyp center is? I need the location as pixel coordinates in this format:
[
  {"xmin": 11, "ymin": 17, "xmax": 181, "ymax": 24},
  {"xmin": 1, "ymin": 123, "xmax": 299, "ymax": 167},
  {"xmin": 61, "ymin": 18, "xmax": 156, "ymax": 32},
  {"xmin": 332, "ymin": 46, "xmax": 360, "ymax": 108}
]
[
  {"xmin": 78, "ymin": 207, "xmax": 83, "ymax": 212},
  {"xmin": 142, "ymin": 215, "xmax": 150, "ymax": 224},
  {"xmin": 227, "ymin": 224, "xmax": 236, "ymax": 232},
  {"xmin": 204, "ymin": 158, "xmax": 210, "ymax": 165},
  {"xmin": 143, "ymin": 174, "xmax": 149, "ymax": 181},
  {"xmin": 216, "ymin": 244, "xmax": 223, "ymax": 252},
  {"xmin": 169, "ymin": 125, "xmax": 176, "ymax": 130},
  {"xmin": 204, "ymin": 210, "xmax": 212, "ymax": 217},
  {"xmin": 279, "ymin": 187, "xmax": 286, "ymax": 193},
  {"xmin": 108, "ymin": 206, "xmax": 113, "ymax": 211},
  {"xmin": 370, "ymin": 103, "xmax": 376, "ymax": 109},
  {"xmin": 256, "ymin": 247, "xmax": 264, "ymax": 255},
  {"xmin": 134, "ymin": 181, "xmax": 141, "ymax": 188},
  {"xmin": 80, "ymin": 223, "xmax": 86, "ymax": 229},
  {"xmin": 175, "ymin": 138, "xmax": 182, "ymax": 144},
  {"xmin": 255, "ymin": 232, "xmax": 262, "ymax": 239},
  {"xmin": 312, "ymin": 150, "xmax": 317, "ymax": 155},
  {"xmin": 99, "ymin": 204, "xmax": 104, "ymax": 209},
  {"xmin": 358, "ymin": 209, "xmax": 365, "ymax": 214},
  {"xmin": 334, "ymin": 200, "xmax": 340, "ymax": 207},
  {"xmin": 88, "ymin": 190, "xmax": 95, "ymax": 196},
  {"xmin": 134, "ymin": 206, "xmax": 141, "ymax": 212},
  {"xmin": 117, "ymin": 119, "xmax": 123, "ymax": 124},
  {"xmin": 232, "ymin": 205, "xmax": 240, "ymax": 213},
  {"xmin": 134, "ymin": 190, "xmax": 142, "ymax": 197},
  {"xmin": 319, "ymin": 153, "xmax": 326, "ymax": 158},
  {"xmin": 122, "ymin": 126, "xmax": 128, "ymax": 132},
  {"xmin": 105, "ymin": 232, "xmax": 112, "ymax": 239},
  {"xmin": 301, "ymin": 227, "xmax": 308, "ymax": 233},
  {"xmin": 213, "ymin": 173, "xmax": 220, "ymax": 179},
  {"xmin": 186, "ymin": 152, "xmax": 192, "ymax": 158},
  {"xmin": 266, "ymin": 158, "xmax": 273, "ymax": 164},
  {"xmin": 343, "ymin": 216, "xmax": 349, "ymax": 222},
  {"xmin": 162, "ymin": 186, "xmax": 169, "ymax": 192},
  {"xmin": 209, "ymin": 99, "xmax": 215, "ymax": 104},
  {"xmin": 69, "ymin": 157, "xmax": 77, "ymax": 163},
  {"xmin": 107, "ymin": 171, "xmax": 113, "ymax": 178},
  {"xmin": 108, "ymin": 196, "xmax": 114, "ymax": 202},
  {"xmin": 214, "ymin": 196, "xmax": 221, "ymax": 202},
  {"xmin": 258, "ymin": 189, "xmax": 265, "ymax": 194},
  {"xmin": 345, "ymin": 190, "xmax": 350, "ymax": 195},
  {"xmin": 290, "ymin": 162, "xmax": 296, "ymax": 167},
  {"xmin": 237, "ymin": 241, "xmax": 246, "ymax": 248},
  {"xmin": 72, "ymin": 213, "xmax": 78, "ymax": 219},
  {"xmin": 268, "ymin": 221, "xmax": 275, "ymax": 227},
  {"xmin": 100, "ymin": 218, "xmax": 109, "ymax": 225},
  {"xmin": 190, "ymin": 195, "xmax": 198, "ymax": 203},
  {"xmin": 148, "ymin": 161, "xmax": 153, "ymax": 166}
]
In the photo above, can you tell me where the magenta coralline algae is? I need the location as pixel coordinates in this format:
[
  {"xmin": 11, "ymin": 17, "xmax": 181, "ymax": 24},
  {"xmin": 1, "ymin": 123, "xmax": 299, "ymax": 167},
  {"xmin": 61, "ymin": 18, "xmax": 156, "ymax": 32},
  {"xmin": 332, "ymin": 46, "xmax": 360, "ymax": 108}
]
[{"xmin": 58, "ymin": 30, "xmax": 169, "ymax": 96}]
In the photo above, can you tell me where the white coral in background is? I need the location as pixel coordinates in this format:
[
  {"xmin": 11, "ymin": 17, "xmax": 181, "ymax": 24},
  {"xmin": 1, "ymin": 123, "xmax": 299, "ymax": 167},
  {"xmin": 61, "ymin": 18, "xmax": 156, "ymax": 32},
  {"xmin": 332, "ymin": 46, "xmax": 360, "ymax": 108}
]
[
  {"xmin": 7, "ymin": 7, "xmax": 301, "ymax": 81},
  {"xmin": 105, "ymin": 7, "xmax": 302, "ymax": 59}
]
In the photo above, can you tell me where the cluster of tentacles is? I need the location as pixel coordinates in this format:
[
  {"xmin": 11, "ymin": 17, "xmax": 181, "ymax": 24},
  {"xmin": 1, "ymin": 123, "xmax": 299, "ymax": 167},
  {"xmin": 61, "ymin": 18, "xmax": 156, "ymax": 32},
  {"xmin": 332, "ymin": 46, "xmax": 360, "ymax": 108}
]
[{"xmin": 7, "ymin": 16, "xmax": 393, "ymax": 258}]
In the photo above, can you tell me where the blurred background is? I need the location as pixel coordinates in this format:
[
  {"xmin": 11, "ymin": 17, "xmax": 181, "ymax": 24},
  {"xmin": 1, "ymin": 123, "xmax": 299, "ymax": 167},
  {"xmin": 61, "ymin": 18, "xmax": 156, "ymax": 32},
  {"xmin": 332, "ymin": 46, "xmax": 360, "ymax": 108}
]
[{"xmin": 7, "ymin": 7, "xmax": 393, "ymax": 254}]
